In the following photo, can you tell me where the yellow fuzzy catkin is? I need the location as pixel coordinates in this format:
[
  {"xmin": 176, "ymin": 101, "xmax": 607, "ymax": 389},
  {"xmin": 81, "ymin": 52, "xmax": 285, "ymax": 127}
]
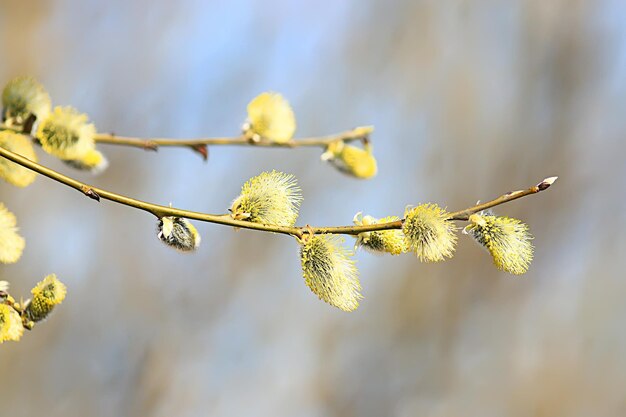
[
  {"xmin": 0, "ymin": 203, "xmax": 25, "ymax": 264},
  {"xmin": 403, "ymin": 203, "xmax": 457, "ymax": 262},
  {"xmin": 0, "ymin": 130, "xmax": 38, "ymax": 187},
  {"xmin": 353, "ymin": 212, "xmax": 407, "ymax": 255},
  {"xmin": 36, "ymin": 106, "xmax": 96, "ymax": 160},
  {"xmin": 321, "ymin": 139, "xmax": 377, "ymax": 179},
  {"xmin": 2, "ymin": 76, "xmax": 51, "ymax": 132},
  {"xmin": 299, "ymin": 234, "xmax": 362, "ymax": 312},
  {"xmin": 26, "ymin": 274, "xmax": 67, "ymax": 322},
  {"xmin": 157, "ymin": 216, "xmax": 201, "ymax": 252},
  {"xmin": 230, "ymin": 170, "xmax": 302, "ymax": 227},
  {"xmin": 243, "ymin": 92, "xmax": 296, "ymax": 143},
  {"xmin": 465, "ymin": 213, "xmax": 534, "ymax": 275},
  {"xmin": 0, "ymin": 304, "xmax": 24, "ymax": 343},
  {"xmin": 63, "ymin": 148, "xmax": 109, "ymax": 174}
]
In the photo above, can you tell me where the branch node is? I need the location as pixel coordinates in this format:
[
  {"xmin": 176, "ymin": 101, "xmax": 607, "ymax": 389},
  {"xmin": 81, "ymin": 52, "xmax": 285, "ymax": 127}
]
[
  {"xmin": 189, "ymin": 144, "xmax": 209, "ymax": 161},
  {"xmin": 292, "ymin": 228, "xmax": 304, "ymax": 240},
  {"xmin": 81, "ymin": 186, "xmax": 100, "ymax": 201},
  {"xmin": 143, "ymin": 141, "xmax": 159, "ymax": 152}
]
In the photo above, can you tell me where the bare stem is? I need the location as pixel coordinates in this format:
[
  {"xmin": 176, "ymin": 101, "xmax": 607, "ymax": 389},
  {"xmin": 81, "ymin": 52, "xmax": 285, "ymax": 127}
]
[{"xmin": 0, "ymin": 145, "xmax": 556, "ymax": 238}]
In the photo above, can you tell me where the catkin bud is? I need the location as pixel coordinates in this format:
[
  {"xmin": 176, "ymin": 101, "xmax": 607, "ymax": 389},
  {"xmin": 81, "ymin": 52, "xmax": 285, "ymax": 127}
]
[
  {"xmin": 36, "ymin": 106, "xmax": 96, "ymax": 160},
  {"xmin": 243, "ymin": 92, "xmax": 296, "ymax": 143},
  {"xmin": 403, "ymin": 203, "xmax": 457, "ymax": 262},
  {"xmin": 321, "ymin": 140, "xmax": 377, "ymax": 179},
  {"xmin": 464, "ymin": 213, "xmax": 534, "ymax": 275},
  {"xmin": 63, "ymin": 148, "xmax": 109, "ymax": 174},
  {"xmin": 2, "ymin": 76, "xmax": 51, "ymax": 133},
  {"xmin": 299, "ymin": 234, "xmax": 362, "ymax": 312},
  {"xmin": 157, "ymin": 216, "xmax": 201, "ymax": 252},
  {"xmin": 230, "ymin": 170, "xmax": 302, "ymax": 227},
  {"xmin": 0, "ymin": 130, "xmax": 38, "ymax": 187},
  {"xmin": 25, "ymin": 274, "xmax": 67, "ymax": 322},
  {"xmin": 0, "ymin": 203, "xmax": 25, "ymax": 264},
  {"xmin": 353, "ymin": 212, "xmax": 407, "ymax": 255},
  {"xmin": 0, "ymin": 304, "xmax": 24, "ymax": 343}
]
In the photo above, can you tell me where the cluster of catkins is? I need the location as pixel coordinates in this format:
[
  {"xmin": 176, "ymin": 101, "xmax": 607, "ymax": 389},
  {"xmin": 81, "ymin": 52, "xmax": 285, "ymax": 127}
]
[
  {"xmin": 0, "ymin": 77, "xmax": 98, "ymax": 343},
  {"xmin": 0, "ymin": 76, "xmax": 536, "ymax": 318},
  {"xmin": 0, "ymin": 275, "xmax": 67, "ymax": 344},
  {"xmin": 158, "ymin": 170, "xmax": 534, "ymax": 312},
  {"xmin": 0, "ymin": 156, "xmax": 67, "ymax": 343},
  {"xmin": 1, "ymin": 77, "xmax": 108, "ymax": 180}
]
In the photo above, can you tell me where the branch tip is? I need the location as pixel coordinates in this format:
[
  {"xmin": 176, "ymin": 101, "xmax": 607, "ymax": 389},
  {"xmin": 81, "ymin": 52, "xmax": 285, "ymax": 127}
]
[{"xmin": 537, "ymin": 176, "xmax": 558, "ymax": 191}]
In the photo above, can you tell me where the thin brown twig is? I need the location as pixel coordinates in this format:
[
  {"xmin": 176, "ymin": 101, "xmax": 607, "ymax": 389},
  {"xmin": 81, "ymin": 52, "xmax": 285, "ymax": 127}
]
[{"xmin": 0, "ymin": 145, "xmax": 557, "ymax": 239}]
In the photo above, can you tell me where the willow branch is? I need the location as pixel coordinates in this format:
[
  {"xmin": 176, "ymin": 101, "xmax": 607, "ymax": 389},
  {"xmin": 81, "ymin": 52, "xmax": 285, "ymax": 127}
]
[
  {"xmin": 0, "ymin": 145, "xmax": 556, "ymax": 238},
  {"xmin": 94, "ymin": 126, "xmax": 373, "ymax": 152}
]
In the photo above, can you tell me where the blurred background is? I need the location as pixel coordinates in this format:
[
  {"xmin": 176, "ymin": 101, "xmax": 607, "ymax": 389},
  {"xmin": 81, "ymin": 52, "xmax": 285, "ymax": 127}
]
[{"xmin": 1, "ymin": 0, "xmax": 625, "ymax": 416}]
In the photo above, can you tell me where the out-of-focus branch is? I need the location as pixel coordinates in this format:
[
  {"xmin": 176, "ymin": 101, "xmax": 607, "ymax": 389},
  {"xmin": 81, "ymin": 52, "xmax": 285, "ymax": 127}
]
[{"xmin": 94, "ymin": 126, "xmax": 374, "ymax": 155}]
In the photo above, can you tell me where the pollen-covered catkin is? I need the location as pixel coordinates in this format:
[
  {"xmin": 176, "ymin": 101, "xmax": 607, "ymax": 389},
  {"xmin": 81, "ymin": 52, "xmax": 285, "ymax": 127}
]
[
  {"xmin": 0, "ymin": 202, "xmax": 25, "ymax": 264},
  {"xmin": 353, "ymin": 213, "xmax": 407, "ymax": 255},
  {"xmin": 63, "ymin": 148, "xmax": 109, "ymax": 174},
  {"xmin": 402, "ymin": 203, "xmax": 457, "ymax": 262},
  {"xmin": 0, "ymin": 304, "xmax": 24, "ymax": 343},
  {"xmin": 25, "ymin": 274, "xmax": 67, "ymax": 322},
  {"xmin": 243, "ymin": 92, "xmax": 296, "ymax": 143},
  {"xmin": 321, "ymin": 138, "xmax": 377, "ymax": 179},
  {"xmin": 0, "ymin": 130, "xmax": 38, "ymax": 187},
  {"xmin": 464, "ymin": 213, "xmax": 534, "ymax": 275},
  {"xmin": 2, "ymin": 76, "xmax": 51, "ymax": 133},
  {"xmin": 157, "ymin": 216, "xmax": 201, "ymax": 251},
  {"xmin": 36, "ymin": 106, "xmax": 96, "ymax": 160},
  {"xmin": 299, "ymin": 234, "xmax": 362, "ymax": 312},
  {"xmin": 230, "ymin": 170, "xmax": 302, "ymax": 226}
]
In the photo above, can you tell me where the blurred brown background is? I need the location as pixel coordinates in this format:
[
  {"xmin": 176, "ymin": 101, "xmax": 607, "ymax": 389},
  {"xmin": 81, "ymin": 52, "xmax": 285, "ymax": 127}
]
[{"xmin": 1, "ymin": 0, "xmax": 625, "ymax": 416}]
